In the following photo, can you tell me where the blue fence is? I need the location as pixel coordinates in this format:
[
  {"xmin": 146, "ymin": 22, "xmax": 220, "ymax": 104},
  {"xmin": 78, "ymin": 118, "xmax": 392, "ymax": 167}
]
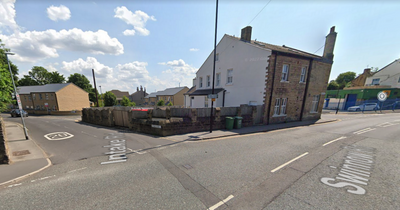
[{"xmin": 324, "ymin": 97, "xmax": 400, "ymax": 113}]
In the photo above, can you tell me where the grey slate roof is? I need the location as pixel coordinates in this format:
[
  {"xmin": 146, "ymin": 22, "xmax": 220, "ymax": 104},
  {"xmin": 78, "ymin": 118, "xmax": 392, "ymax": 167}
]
[
  {"xmin": 189, "ymin": 88, "xmax": 225, "ymax": 96},
  {"xmin": 144, "ymin": 92, "xmax": 158, "ymax": 98},
  {"xmin": 156, "ymin": 87, "xmax": 187, "ymax": 96},
  {"xmin": 17, "ymin": 83, "xmax": 71, "ymax": 94}
]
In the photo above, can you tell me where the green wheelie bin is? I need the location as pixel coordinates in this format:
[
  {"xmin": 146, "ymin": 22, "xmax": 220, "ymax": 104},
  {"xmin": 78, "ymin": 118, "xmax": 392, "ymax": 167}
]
[
  {"xmin": 234, "ymin": 116, "xmax": 243, "ymax": 129},
  {"xmin": 225, "ymin": 117, "xmax": 234, "ymax": 130}
]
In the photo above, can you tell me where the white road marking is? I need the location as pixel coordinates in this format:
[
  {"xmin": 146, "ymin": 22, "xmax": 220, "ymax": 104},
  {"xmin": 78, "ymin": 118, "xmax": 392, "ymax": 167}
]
[
  {"xmin": 8, "ymin": 183, "xmax": 22, "ymax": 188},
  {"xmin": 134, "ymin": 150, "xmax": 147, "ymax": 155},
  {"xmin": 377, "ymin": 122, "xmax": 398, "ymax": 128},
  {"xmin": 100, "ymin": 159, "xmax": 127, "ymax": 165},
  {"xmin": 126, "ymin": 148, "xmax": 134, "ymax": 152},
  {"xmin": 44, "ymin": 132, "xmax": 74, "ymax": 140},
  {"xmin": 394, "ymin": 119, "xmax": 400, "ymax": 122},
  {"xmin": 354, "ymin": 128, "xmax": 376, "ymax": 135},
  {"xmin": 271, "ymin": 152, "xmax": 309, "ymax": 173},
  {"xmin": 67, "ymin": 167, "xmax": 87, "ymax": 173},
  {"xmin": 208, "ymin": 195, "xmax": 234, "ymax": 210},
  {"xmin": 323, "ymin": 136, "xmax": 347, "ymax": 146}
]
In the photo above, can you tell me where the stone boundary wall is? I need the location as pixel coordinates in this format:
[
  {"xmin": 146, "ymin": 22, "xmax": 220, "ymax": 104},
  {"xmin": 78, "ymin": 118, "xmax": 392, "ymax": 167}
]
[
  {"xmin": 0, "ymin": 116, "xmax": 9, "ymax": 164},
  {"xmin": 82, "ymin": 105, "xmax": 262, "ymax": 136}
]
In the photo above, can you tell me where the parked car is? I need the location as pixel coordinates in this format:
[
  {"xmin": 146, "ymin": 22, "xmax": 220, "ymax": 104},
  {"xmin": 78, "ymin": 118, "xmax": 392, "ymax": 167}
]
[
  {"xmin": 347, "ymin": 103, "xmax": 379, "ymax": 111},
  {"xmin": 10, "ymin": 109, "xmax": 28, "ymax": 117}
]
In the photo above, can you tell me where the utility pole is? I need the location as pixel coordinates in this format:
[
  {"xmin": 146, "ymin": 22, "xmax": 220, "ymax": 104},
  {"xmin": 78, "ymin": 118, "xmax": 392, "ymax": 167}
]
[
  {"xmin": 210, "ymin": 0, "xmax": 218, "ymax": 133},
  {"xmin": 92, "ymin": 69, "xmax": 99, "ymax": 107}
]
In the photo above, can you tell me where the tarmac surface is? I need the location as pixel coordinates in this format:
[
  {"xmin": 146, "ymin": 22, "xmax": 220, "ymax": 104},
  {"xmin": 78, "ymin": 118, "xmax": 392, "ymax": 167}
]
[{"xmin": 0, "ymin": 114, "xmax": 336, "ymax": 186}]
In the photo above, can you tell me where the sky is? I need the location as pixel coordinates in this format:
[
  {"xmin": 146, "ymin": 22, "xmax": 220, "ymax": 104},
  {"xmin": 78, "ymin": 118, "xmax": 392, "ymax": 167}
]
[{"xmin": 1, "ymin": 0, "xmax": 399, "ymax": 95}]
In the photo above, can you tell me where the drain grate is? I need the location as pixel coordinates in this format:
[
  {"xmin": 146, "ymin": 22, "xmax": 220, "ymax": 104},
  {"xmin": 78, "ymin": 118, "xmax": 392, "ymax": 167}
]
[
  {"xmin": 13, "ymin": 150, "xmax": 30, "ymax": 156},
  {"xmin": 183, "ymin": 164, "xmax": 193, "ymax": 169}
]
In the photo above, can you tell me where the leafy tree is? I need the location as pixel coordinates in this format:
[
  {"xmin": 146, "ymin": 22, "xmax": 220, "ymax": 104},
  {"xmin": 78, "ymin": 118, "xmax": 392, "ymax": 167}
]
[
  {"xmin": 327, "ymin": 80, "xmax": 339, "ymax": 90},
  {"xmin": 18, "ymin": 75, "xmax": 39, "ymax": 86},
  {"xmin": 0, "ymin": 39, "xmax": 19, "ymax": 84},
  {"xmin": 19, "ymin": 66, "xmax": 65, "ymax": 86},
  {"xmin": 121, "ymin": 96, "xmax": 131, "ymax": 106},
  {"xmin": 156, "ymin": 99, "xmax": 165, "ymax": 106},
  {"xmin": 0, "ymin": 40, "xmax": 18, "ymax": 111},
  {"xmin": 167, "ymin": 102, "xmax": 173, "ymax": 106},
  {"xmin": 0, "ymin": 63, "xmax": 14, "ymax": 111},
  {"xmin": 335, "ymin": 71, "xmax": 356, "ymax": 89},
  {"xmin": 48, "ymin": 71, "xmax": 66, "ymax": 83},
  {"xmin": 103, "ymin": 91, "xmax": 117, "ymax": 106}
]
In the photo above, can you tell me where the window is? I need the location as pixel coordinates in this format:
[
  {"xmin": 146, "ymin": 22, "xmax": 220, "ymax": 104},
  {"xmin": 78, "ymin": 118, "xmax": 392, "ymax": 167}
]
[
  {"xmin": 24, "ymin": 96, "xmax": 27, "ymax": 101},
  {"xmin": 199, "ymin": 77, "xmax": 203, "ymax": 88},
  {"xmin": 204, "ymin": 96, "xmax": 208, "ymax": 107},
  {"xmin": 281, "ymin": 98, "xmax": 287, "ymax": 115},
  {"xmin": 45, "ymin": 93, "xmax": 49, "ymax": 100},
  {"xmin": 281, "ymin": 64, "xmax": 289, "ymax": 81},
  {"xmin": 227, "ymin": 69, "xmax": 233, "ymax": 84},
  {"xmin": 398, "ymin": 77, "xmax": 400, "ymax": 83},
  {"xmin": 216, "ymin": 73, "xmax": 221, "ymax": 86},
  {"xmin": 39, "ymin": 94, "xmax": 43, "ymax": 100},
  {"xmin": 371, "ymin": 78, "xmax": 380, "ymax": 85},
  {"xmin": 28, "ymin": 96, "xmax": 31, "ymax": 101},
  {"xmin": 207, "ymin": 75, "xmax": 211, "ymax": 87},
  {"xmin": 36, "ymin": 105, "xmax": 40, "ymax": 110},
  {"xmin": 273, "ymin": 98, "xmax": 288, "ymax": 116},
  {"xmin": 216, "ymin": 53, "xmax": 219, "ymax": 61},
  {"xmin": 274, "ymin": 98, "xmax": 280, "ymax": 116},
  {"xmin": 33, "ymin": 94, "xmax": 36, "ymax": 100},
  {"xmin": 300, "ymin": 67, "xmax": 307, "ymax": 83},
  {"xmin": 311, "ymin": 95, "xmax": 320, "ymax": 113}
]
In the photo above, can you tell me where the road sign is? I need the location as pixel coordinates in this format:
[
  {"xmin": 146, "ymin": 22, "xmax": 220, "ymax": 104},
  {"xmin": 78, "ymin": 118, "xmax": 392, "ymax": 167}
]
[
  {"xmin": 212, "ymin": 98, "xmax": 216, "ymax": 102},
  {"xmin": 16, "ymin": 94, "xmax": 22, "ymax": 110},
  {"xmin": 208, "ymin": 94, "xmax": 218, "ymax": 99},
  {"xmin": 377, "ymin": 91, "xmax": 387, "ymax": 102},
  {"xmin": 45, "ymin": 103, "xmax": 48, "ymax": 107}
]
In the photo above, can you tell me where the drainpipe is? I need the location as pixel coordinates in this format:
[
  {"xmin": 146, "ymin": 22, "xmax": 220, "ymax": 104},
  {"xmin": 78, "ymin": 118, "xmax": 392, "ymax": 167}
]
[
  {"xmin": 222, "ymin": 90, "xmax": 226, "ymax": 107},
  {"xmin": 300, "ymin": 59, "xmax": 313, "ymax": 121},
  {"xmin": 266, "ymin": 52, "xmax": 278, "ymax": 125}
]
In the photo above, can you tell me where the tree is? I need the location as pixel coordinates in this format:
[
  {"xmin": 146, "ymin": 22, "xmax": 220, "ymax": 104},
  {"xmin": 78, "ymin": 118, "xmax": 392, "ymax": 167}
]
[
  {"xmin": 121, "ymin": 96, "xmax": 131, "ymax": 106},
  {"xmin": 67, "ymin": 73, "xmax": 97, "ymax": 102},
  {"xmin": 157, "ymin": 99, "xmax": 165, "ymax": 106},
  {"xmin": 103, "ymin": 91, "xmax": 117, "ymax": 106},
  {"xmin": 327, "ymin": 80, "xmax": 339, "ymax": 90},
  {"xmin": 335, "ymin": 71, "xmax": 356, "ymax": 89},
  {"xmin": 0, "ymin": 40, "xmax": 18, "ymax": 111},
  {"xmin": 18, "ymin": 75, "xmax": 39, "ymax": 86},
  {"xmin": 167, "ymin": 102, "xmax": 173, "ymax": 106},
  {"xmin": 19, "ymin": 66, "xmax": 65, "ymax": 86}
]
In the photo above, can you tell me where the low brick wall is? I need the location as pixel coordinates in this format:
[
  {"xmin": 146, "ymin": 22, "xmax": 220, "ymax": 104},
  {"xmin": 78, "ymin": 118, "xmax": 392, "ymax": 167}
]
[
  {"xmin": 82, "ymin": 105, "xmax": 260, "ymax": 136},
  {"xmin": 0, "ymin": 116, "xmax": 9, "ymax": 164}
]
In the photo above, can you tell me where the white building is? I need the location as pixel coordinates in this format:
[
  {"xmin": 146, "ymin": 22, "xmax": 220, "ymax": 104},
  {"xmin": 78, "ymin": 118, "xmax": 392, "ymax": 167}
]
[
  {"xmin": 185, "ymin": 27, "xmax": 272, "ymax": 108},
  {"xmin": 365, "ymin": 59, "xmax": 400, "ymax": 88}
]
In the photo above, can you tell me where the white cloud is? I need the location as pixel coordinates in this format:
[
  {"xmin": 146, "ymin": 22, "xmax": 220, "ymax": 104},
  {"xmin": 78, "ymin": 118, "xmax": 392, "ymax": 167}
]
[
  {"xmin": 190, "ymin": 48, "xmax": 199, "ymax": 52},
  {"xmin": 47, "ymin": 5, "xmax": 71, "ymax": 21},
  {"xmin": 0, "ymin": 28, "xmax": 124, "ymax": 62},
  {"xmin": 114, "ymin": 6, "xmax": 156, "ymax": 36},
  {"xmin": 123, "ymin": 29, "xmax": 135, "ymax": 36},
  {"xmin": 159, "ymin": 59, "xmax": 197, "ymax": 88},
  {"xmin": 61, "ymin": 57, "xmax": 113, "ymax": 79},
  {"xmin": 0, "ymin": 0, "xmax": 19, "ymax": 32}
]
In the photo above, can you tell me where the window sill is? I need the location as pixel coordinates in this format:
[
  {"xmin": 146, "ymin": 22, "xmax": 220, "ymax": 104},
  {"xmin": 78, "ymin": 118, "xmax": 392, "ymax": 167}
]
[
  {"xmin": 225, "ymin": 83, "xmax": 233, "ymax": 86},
  {"xmin": 280, "ymin": 81, "xmax": 289, "ymax": 83},
  {"xmin": 310, "ymin": 111, "xmax": 318, "ymax": 114},
  {"xmin": 273, "ymin": 114, "xmax": 287, "ymax": 117},
  {"xmin": 299, "ymin": 81, "xmax": 306, "ymax": 84}
]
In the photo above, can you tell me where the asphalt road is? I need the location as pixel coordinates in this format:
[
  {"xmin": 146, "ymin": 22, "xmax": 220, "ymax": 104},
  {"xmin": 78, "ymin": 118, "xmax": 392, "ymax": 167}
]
[{"xmin": 0, "ymin": 113, "xmax": 399, "ymax": 209}]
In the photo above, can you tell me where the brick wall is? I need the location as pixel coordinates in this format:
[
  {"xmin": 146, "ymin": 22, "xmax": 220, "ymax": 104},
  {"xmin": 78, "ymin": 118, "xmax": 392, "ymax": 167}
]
[
  {"xmin": 56, "ymin": 84, "xmax": 90, "ymax": 111},
  {"xmin": 82, "ymin": 105, "xmax": 258, "ymax": 136},
  {"xmin": 264, "ymin": 53, "xmax": 332, "ymax": 124},
  {"xmin": 0, "ymin": 116, "xmax": 9, "ymax": 164}
]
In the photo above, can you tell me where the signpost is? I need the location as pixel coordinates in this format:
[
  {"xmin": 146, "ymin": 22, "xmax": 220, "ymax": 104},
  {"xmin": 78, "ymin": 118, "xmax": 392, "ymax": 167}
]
[{"xmin": 377, "ymin": 91, "xmax": 387, "ymax": 113}]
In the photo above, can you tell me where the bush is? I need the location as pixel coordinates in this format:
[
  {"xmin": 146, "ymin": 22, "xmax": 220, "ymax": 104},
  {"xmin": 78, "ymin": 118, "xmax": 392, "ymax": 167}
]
[{"xmin": 157, "ymin": 99, "xmax": 165, "ymax": 106}]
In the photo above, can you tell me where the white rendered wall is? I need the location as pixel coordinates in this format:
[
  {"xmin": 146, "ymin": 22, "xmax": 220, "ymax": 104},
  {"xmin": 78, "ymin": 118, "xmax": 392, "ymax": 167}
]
[
  {"xmin": 191, "ymin": 35, "xmax": 271, "ymax": 108},
  {"xmin": 365, "ymin": 60, "xmax": 400, "ymax": 88}
]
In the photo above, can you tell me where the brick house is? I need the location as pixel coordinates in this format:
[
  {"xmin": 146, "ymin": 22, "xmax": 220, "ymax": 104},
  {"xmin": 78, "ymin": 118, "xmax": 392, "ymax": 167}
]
[
  {"xmin": 110, "ymin": 90, "xmax": 130, "ymax": 104},
  {"xmin": 129, "ymin": 86, "xmax": 148, "ymax": 106},
  {"xmin": 144, "ymin": 87, "xmax": 189, "ymax": 106},
  {"xmin": 17, "ymin": 83, "xmax": 90, "ymax": 114},
  {"xmin": 187, "ymin": 26, "xmax": 337, "ymax": 124}
]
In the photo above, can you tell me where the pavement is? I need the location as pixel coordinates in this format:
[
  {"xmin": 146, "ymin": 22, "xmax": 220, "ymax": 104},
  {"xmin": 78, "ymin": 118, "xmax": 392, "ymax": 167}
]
[
  {"xmin": 0, "ymin": 116, "xmax": 336, "ymax": 187},
  {"xmin": 0, "ymin": 121, "xmax": 51, "ymax": 186}
]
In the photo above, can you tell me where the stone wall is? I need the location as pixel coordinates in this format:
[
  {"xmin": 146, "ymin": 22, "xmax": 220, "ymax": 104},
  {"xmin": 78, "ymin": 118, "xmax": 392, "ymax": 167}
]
[
  {"xmin": 0, "ymin": 116, "xmax": 9, "ymax": 164},
  {"xmin": 82, "ymin": 105, "xmax": 260, "ymax": 136}
]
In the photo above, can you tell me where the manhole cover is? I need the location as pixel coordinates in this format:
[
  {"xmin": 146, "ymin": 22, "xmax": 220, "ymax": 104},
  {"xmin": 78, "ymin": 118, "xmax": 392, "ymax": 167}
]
[
  {"xmin": 13, "ymin": 150, "xmax": 30, "ymax": 156},
  {"xmin": 183, "ymin": 164, "xmax": 193, "ymax": 169}
]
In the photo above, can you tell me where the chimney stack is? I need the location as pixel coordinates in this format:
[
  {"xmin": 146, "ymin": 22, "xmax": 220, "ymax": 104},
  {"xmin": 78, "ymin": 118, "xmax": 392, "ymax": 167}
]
[
  {"xmin": 364, "ymin": 68, "xmax": 371, "ymax": 75},
  {"xmin": 240, "ymin": 26, "xmax": 252, "ymax": 43},
  {"xmin": 323, "ymin": 26, "xmax": 337, "ymax": 60}
]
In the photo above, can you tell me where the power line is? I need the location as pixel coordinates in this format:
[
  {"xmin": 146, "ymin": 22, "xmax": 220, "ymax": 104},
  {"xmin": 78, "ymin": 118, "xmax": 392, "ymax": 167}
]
[
  {"xmin": 248, "ymin": 0, "xmax": 273, "ymax": 25},
  {"xmin": 314, "ymin": 45, "xmax": 324, "ymax": 54}
]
